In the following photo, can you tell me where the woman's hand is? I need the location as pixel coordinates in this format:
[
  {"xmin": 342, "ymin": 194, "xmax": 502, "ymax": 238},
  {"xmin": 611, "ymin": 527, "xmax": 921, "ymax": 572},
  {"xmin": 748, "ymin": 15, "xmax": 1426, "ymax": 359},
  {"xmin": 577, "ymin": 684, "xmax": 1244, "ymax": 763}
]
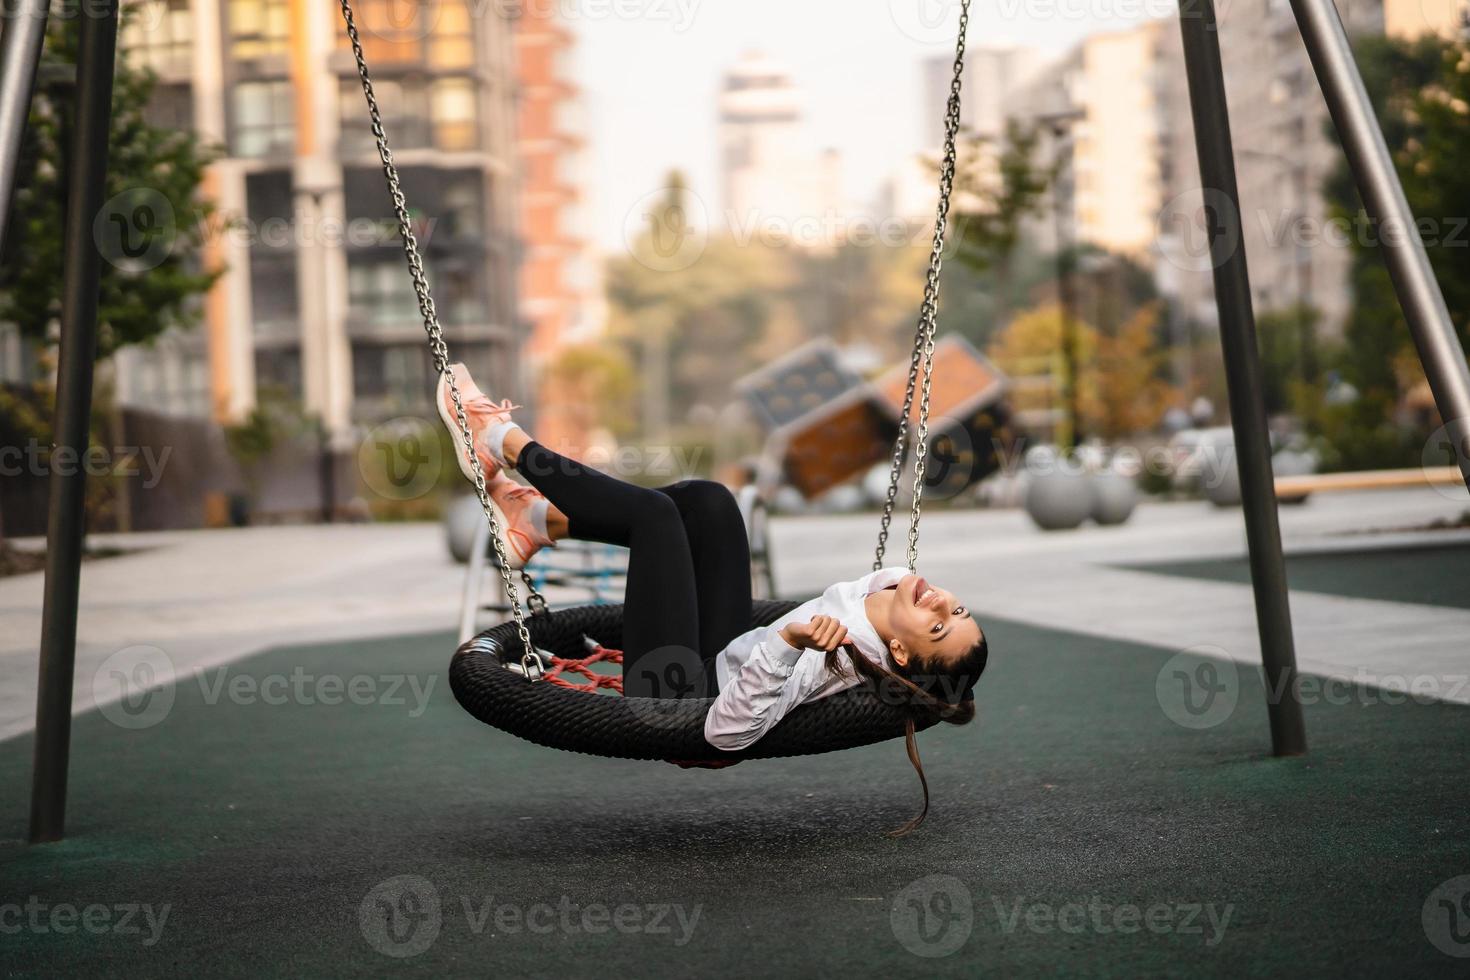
[{"xmin": 780, "ymin": 615, "xmax": 849, "ymax": 652}]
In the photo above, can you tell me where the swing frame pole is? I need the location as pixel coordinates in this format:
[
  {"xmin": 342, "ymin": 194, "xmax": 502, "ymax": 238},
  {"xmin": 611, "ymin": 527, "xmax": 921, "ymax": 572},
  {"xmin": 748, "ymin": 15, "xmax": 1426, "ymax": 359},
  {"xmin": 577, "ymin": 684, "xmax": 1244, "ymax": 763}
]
[
  {"xmin": 29, "ymin": 0, "xmax": 120, "ymax": 844},
  {"xmin": 0, "ymin": 0, "xmax": 48, "ymax": 248},
  {"xmin": 1288, "ymin": 0, "xmax": 1470, "ymax": 488},
  {"xmin": 1177, "ymin": 0, "xmax": 1307, "ymax": 756}
]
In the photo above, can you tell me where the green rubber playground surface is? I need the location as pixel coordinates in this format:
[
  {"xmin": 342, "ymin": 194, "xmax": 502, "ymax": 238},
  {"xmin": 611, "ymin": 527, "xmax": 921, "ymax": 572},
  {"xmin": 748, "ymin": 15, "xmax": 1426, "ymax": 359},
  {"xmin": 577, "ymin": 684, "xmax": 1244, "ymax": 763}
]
[
  {"xmin": 2, "ymin": 617, "xmax": 1468, "ymax": 977},
  {"xmin": 1126, "ymin": 541, "xmax": 1470, "ymax": 609}
]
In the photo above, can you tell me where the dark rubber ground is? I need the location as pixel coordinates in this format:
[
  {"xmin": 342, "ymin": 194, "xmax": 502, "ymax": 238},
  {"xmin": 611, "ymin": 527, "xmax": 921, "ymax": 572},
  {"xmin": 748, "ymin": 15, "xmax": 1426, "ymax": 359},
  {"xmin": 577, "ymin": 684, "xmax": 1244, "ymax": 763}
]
[
  {"xmin": 1126, "ymin": 541, "xmax": 1470, "ymax": 609},
  {"xmin": 2, "ymin": 615, "xmax": 1468, "ymax": 977}
]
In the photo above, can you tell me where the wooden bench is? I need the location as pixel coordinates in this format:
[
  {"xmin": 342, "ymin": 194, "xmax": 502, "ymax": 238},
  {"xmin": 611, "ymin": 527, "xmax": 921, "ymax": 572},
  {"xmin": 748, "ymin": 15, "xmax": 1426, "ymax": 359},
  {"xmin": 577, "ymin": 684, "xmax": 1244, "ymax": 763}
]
[{"xmin": 1274, "ymin": 466, "xmax": 1464, "ymax": 496}]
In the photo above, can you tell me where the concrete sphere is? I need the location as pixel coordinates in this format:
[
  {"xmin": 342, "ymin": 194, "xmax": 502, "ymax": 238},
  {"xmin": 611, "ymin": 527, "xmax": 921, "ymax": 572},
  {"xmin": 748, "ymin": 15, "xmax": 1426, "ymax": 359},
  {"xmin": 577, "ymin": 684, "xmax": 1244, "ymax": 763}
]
[
  {"xmin": 1024, "ymin": 468, "xmax": 1094, "ymax": 531},
  {"xmin": 445, "ymin": 494, "xmax": 484, "ymax": 563},
  {"xmin": 1091, "ymin": 470, "xmax": 1139, "ymax": 525}
]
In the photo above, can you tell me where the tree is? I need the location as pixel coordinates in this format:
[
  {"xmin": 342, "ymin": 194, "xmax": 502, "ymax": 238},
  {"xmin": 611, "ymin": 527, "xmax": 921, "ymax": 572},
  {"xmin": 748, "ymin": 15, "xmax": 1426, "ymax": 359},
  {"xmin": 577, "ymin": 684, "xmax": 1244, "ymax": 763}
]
[
  {"xmin": 948, "ymin": 121, "xmax": 1052, "ymax": 325},
  {"xmin": 1322, "ymin": 35, "xmax": 1469, "ymax": 419},
  {"xmin": 987, "ymin": 301, "xmax": 1177, "ymax": 441},
  {"xmin": 0, "ymin": 8, "xmax": 222, "ymax": 553},
  {"xmin": 0, "ymin": 7, "xmax": 221, "ymax": 360}
]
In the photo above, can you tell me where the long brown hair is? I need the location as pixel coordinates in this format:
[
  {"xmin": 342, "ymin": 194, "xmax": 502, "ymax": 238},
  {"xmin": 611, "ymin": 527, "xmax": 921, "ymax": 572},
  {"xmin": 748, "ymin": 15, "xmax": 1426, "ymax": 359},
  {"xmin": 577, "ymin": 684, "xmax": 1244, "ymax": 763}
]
[{"xmin": 826, "ymin": 636, "xmax": 988, "ymax": 836}]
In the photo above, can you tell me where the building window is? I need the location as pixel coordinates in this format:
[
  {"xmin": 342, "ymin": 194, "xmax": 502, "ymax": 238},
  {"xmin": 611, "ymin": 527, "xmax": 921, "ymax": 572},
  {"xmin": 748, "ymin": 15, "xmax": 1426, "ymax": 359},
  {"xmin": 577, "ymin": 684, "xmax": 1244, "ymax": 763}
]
[
  {"xmin": 352, "ymin": 344, "xmax": 430, "ymax": 409},
  {"xmin": 348, "ymin": 261, "xmax": 422, "ymax": 328},
  {"xmin": 346, "ymin": 0, "xmax": 474, "ymax": 66},
  {"xmin": 339, "ymin": 76, "xmax": 479, "ymax": 154},
  {"xmin": 254, "ymin": 349, "xmax": 303, "ymax": 402},
  {"xmin": 229, "ymin": 0, "xmax": 291, "ymax": 61},
  {"xmin": 431, "ymin": 78, "xmax": 478, "ymax": 151},
  {"xmin": 233, "ymin": 80, "xmax": 295, "ymax": 157},
  {"xmin": 121, "ymin": 0, "xmax": 192, "ymax": 76},
  {"xmin": 430, "ymin": 0, "xmax": 474, "ymax": 67}
]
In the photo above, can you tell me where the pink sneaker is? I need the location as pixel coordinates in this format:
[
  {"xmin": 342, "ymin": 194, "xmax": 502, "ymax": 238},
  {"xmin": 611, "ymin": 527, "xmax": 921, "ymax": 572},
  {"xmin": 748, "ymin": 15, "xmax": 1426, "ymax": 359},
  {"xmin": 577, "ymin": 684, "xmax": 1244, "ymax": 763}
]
[
  {"xmin": 436, "ymin": 363, "xmax": 519, "ymax": 483},
  {"xmin": 485, "ymin": 474, "xmax": 554, "ymax": 570}
]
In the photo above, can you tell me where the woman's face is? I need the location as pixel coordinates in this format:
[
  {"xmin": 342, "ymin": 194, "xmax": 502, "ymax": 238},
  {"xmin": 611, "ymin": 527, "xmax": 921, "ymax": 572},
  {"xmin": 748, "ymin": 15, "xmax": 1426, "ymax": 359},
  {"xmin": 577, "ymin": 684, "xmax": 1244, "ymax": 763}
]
[{"xmin": 887, "ymin": 573, "xmax": 982, "ymax": 669}]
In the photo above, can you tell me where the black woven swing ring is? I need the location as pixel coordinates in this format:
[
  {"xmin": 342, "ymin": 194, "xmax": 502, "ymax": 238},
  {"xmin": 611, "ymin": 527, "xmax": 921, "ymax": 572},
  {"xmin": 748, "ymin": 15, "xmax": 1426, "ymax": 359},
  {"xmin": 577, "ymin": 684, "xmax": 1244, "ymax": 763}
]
[{"xmin": 449, "ymin": 599, "xmax": 936, "ymax": 762}]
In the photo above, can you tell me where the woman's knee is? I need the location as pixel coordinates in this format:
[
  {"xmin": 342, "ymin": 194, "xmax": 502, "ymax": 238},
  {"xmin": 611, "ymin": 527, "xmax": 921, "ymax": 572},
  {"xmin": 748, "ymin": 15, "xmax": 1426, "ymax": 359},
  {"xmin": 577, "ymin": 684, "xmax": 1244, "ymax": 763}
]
[{"xmin": 665, "ymin": 479, "xmax": 739, "ymax": 518}]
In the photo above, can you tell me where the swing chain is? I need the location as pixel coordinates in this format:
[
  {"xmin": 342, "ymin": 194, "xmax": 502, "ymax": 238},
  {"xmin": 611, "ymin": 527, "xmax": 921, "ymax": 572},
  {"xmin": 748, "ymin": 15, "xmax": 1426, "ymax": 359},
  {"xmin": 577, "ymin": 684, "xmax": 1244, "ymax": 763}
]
[
  {"xmin": 338, "ymin": 0, "xmax": 542, "ymax": 679},
  {"xmin": 874, "ymin": 0, "xmax": 969, "ymax": 573}
]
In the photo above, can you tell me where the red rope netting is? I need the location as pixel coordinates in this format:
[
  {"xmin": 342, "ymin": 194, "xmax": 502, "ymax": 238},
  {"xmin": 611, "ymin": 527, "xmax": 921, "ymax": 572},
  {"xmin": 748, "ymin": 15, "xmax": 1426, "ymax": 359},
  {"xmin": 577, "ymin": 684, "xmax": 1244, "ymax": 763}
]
[
  {"xmin": 540, "ymin": 640, "xmax": 743, "ymax": 769},
  {"xmin": 544, "ymin": 644, "xmax": 624, "ymax": 693}
]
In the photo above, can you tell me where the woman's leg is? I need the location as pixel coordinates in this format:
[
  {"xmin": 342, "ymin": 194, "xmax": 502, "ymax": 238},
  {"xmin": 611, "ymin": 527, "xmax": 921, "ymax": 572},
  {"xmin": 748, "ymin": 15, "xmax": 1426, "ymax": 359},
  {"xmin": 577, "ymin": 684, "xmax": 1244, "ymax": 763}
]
[
  {"xmin": 511, "ymin": 438, "xmax": 704, "ymax": 698},
  {"xmin": 656, "ymin": 480, "xmax": 753, "ymax": 677}
]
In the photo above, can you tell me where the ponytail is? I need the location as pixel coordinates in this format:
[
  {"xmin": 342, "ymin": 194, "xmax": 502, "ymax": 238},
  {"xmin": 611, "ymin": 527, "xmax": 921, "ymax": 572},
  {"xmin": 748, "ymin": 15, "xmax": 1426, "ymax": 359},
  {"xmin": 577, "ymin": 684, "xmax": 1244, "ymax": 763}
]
[{"xmin": 824, "ymin": 640, "xmax": 986, "ymax": 836}]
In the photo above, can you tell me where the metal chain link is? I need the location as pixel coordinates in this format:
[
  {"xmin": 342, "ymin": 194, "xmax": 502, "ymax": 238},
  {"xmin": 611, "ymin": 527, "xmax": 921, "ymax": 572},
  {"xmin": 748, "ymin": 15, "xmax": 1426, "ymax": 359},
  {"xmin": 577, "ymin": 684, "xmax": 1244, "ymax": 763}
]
[
  {"xmin": 339, "ymin": 0, "xmax": 542, "ymax": 679},
  {"xmin": 874, "ymin": 0, "xmax": 969, "ymax": 572}
]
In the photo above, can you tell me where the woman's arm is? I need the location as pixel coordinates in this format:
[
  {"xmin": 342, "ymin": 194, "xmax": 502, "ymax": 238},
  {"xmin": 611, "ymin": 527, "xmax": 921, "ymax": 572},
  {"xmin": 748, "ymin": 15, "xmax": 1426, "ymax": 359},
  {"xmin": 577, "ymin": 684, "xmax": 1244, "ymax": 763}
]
[{"xmin": 704, "ymin": 616, "xmax": 849, "ymax": 751}]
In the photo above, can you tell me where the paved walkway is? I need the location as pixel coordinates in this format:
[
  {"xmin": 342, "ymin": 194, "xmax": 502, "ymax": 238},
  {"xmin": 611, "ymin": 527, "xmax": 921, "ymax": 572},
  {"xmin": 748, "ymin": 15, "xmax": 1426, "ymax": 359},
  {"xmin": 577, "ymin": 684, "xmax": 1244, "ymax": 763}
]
[{"xmin": 2, "ymin": 485, "xmax": 1467, "ymax": 739}]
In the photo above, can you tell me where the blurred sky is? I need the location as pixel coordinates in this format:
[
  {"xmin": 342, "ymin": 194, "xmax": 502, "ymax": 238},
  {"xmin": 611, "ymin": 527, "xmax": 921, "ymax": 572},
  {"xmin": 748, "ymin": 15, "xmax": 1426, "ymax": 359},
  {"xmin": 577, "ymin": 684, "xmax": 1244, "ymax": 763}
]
[{"xmin": 571, "ymin": 0, "xmax": 1170, "ymax": 251}]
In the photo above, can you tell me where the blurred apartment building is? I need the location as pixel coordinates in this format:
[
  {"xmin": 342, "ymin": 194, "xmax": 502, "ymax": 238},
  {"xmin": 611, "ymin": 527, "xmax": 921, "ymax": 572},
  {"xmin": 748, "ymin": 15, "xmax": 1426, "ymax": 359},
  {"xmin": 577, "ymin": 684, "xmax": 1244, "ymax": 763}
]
[
  {"xmin": 107, "ymin": 0, "xmax": 521, "ymax": 432},
  {"xmin": 718, "ymin": 51, "xmax": 845, "ymax": 242},
  {"xmin": 514, "ymin": 2, "xmax": 607, "ymax": 453},
  {"xmin": 1044, "ymin": 0, "xmax": 1463, "ymax": 338},
  {"xmin": 1157, "ymin": 0, "xmax": 1464, "ymax": 337},
  {"xmin": 891, "ymin": 0, "xmax": 1465, "ymax": 346}
]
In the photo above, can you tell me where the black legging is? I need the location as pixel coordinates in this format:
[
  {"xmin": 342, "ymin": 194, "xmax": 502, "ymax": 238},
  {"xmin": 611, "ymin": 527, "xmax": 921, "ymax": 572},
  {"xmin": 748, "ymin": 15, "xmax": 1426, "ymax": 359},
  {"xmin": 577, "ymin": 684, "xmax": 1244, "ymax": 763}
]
[{"xmin": 516, "ymin": 441, "xmax": 753, "ymax": 698}]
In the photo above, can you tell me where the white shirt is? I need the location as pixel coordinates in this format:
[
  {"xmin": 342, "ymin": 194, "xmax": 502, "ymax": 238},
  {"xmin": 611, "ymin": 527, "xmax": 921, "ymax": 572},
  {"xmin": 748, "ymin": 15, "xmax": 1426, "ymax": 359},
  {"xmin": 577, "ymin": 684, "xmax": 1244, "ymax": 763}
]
[{"xmin": 705, "ymin": 567, "xmax": 908, "ymax": 751}]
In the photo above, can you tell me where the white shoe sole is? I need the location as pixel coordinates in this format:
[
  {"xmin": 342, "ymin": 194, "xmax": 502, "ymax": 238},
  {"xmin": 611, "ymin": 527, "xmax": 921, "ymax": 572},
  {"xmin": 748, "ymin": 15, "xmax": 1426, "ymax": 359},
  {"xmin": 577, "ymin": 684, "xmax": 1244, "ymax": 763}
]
[{"xmin": 436, "ymin": 371, "xmax": 488, "ymax": 486}]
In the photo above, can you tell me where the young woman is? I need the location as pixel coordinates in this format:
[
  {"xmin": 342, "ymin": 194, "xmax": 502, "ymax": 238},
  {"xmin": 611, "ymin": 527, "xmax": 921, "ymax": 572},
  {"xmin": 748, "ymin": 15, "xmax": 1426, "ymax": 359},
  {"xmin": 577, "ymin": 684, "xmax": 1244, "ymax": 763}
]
[{"xmin": 438, "ymin": 364, "xmax": 989, "ymax": 831}]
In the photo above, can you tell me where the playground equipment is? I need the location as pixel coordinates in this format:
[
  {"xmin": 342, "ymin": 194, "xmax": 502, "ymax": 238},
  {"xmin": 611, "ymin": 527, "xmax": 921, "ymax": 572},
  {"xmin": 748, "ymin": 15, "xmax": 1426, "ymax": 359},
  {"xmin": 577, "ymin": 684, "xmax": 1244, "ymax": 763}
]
[
  {"xmin": 19, "ymin": 0, "xmax": 1470, "ymax": 839},
  {"xmin": 735, "ymin": 339, "xmax": 897, "ymax": 500}
]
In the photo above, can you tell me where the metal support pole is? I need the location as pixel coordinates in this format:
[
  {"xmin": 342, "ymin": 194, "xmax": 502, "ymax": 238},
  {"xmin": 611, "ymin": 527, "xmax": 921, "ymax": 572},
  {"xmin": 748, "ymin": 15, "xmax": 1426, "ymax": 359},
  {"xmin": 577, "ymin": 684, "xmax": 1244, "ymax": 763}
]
[
  {"xmin": 1290, "ymin": 0, "xmax": 1470, "ymax": 489},
  {"xmin": 1177, "ymin": 0, "xmax": 1307, "ymax": 756},
  {"xmin": 0, "ymin": 0, "xmax": 48, "ymax": 252},
  {"xmin": 30, "ymin": 0, "xmax": 120, "ymax": 844}
]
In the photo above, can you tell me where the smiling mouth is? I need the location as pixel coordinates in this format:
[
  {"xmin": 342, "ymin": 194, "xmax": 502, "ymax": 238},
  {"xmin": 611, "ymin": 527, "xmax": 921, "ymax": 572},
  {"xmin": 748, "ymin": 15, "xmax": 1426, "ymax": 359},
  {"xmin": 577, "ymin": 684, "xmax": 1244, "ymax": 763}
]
[{"xmin": 913, "ymin": 576, "xmax": 933, "ymax": 607}]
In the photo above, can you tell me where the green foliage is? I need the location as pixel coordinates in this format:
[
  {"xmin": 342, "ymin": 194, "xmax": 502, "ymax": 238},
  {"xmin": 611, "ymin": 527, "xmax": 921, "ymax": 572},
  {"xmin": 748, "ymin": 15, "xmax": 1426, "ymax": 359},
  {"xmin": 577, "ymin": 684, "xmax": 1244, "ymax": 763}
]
[
  {"xmin": 1256, "ymin": 305, "xmax": 1321, "ymax": 415},
  {"xmin": 0, "ymin": 6, "xmax": 222, "ymax": 360},
  {"xmin": 1322, "ymin": 35, "xmax": 1470, "ymax": 406}
]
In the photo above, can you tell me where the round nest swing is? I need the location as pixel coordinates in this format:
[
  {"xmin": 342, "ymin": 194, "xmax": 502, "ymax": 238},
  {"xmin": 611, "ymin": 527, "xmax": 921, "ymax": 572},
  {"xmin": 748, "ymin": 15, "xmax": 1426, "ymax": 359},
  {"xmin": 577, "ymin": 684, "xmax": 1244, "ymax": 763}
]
[
  {"xmin": 450, "ymin": 600, "xmax": 938, "ymax": 763},
  {"xmin": 339, "ymin": 0, "xmax": 972, "ymax": 763}
]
